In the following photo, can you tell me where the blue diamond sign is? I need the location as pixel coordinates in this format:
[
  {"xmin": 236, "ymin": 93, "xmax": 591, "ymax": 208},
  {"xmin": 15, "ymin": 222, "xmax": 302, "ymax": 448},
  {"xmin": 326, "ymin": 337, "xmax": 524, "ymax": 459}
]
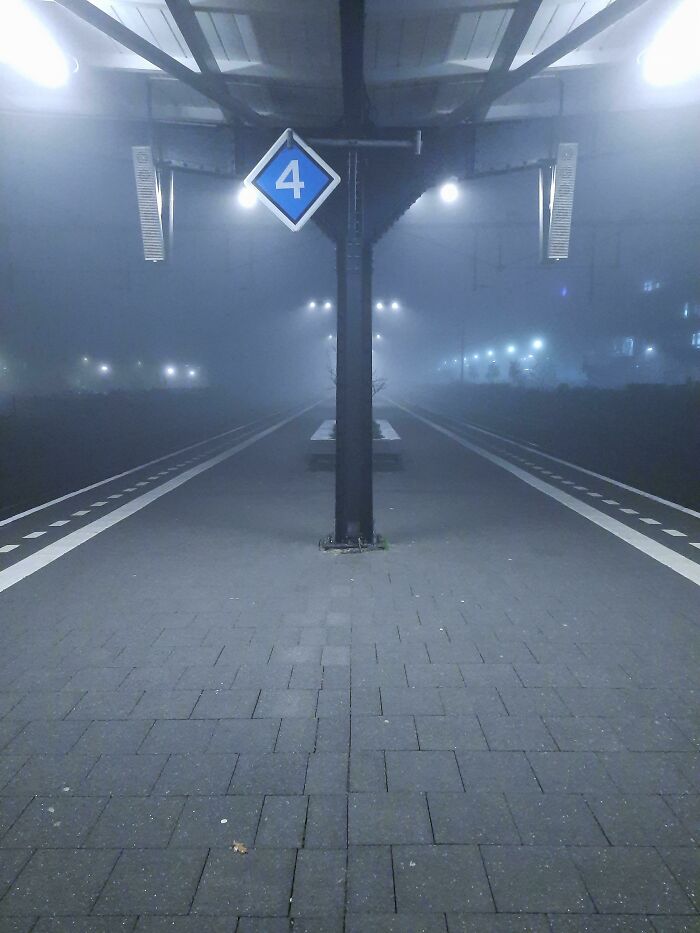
[{"xmin": 244, "ymin": 129, "xmax": 341, "ymax": 232}]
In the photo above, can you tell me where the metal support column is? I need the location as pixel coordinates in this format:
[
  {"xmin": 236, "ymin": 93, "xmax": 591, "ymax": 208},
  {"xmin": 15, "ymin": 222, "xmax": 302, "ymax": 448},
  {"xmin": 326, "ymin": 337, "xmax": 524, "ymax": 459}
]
[{"xmin": 334, "ymin": 148, "xmax": 374, "ymax": 545}]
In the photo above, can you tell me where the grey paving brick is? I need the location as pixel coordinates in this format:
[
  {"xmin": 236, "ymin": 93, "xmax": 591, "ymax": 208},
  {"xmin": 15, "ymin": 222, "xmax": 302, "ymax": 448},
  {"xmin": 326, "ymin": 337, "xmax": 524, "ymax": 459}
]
[
  {"xmin": 447, "ymin": 916, "xmax": 549, "ymax": 932},
  {"xmin": 74, "ymin": 720, "xmax": 154, "ymax": 756},
  {"xmin": 66, "ymin": 690, "xmax": 143, "ymax": 720},
  {"xmin": 315, "ymin": 716, "xmax": 350, "ymax": 752},
  {"xmin": 254, "ymin": 689, "xmax": 318, "ymax": 719},
  {"xmin": 497, "ymin": 687, "xmax": 570, "ymax": 718},
  {"xmin": 456, "ymin": 751, "xmax": 540, "ymax": 793},
  {"xmin": 316, "ymin": 690, "xmax": 350, "ymax": 718},
  {"xmin": 238, "ymin": 919, "xmax": 342, "ymax": 933},
  {"xmin": 321, "ymin": 648, "xmax": 349, "ymax": 666},
  {"xmin": 665, "ymin": 794, "xmax": 700, "ymax": 837},
  {"xmin": 406, "ymin": 664, "xmax": 463, "ymax": 688},
  {"xmin": 79, "ymin": 754, "xmax": 167, "ymax": 796},
  {"xmin": 304, "ymin": 753, "xmax": 348, "ymax": 794},
  {"xmin": 275, "ymin": 718, "xmax": 317, "ymax": 752},
  {"xmin": 346, "ymin": 845, "xmax": 394, "ymax": 913},
  {"xmin": 230, "ymin": 753, "xmax": 308, "ymax": 795},
  {"xmin": 121, "ymin": 666, "xmax": 186, "ymax": 691},
  {"xmin": 4, "ymin": 721, "xmax": 88, "ymax": 756},
  {"xmin": 545, "ymin": 717, "xmax": 624, "ymax": 751},
  {"xmin": 649, "ymin": 918, "xmax": 700, "ymax": 932},
  {"xmin": 209, "ymin": 719, "xmax": 280, "ymax": 753},
  {"xmin": 600, "ymin": 752, "xmax": 694, "ymax": 793},
  {"xmin": 170, "ymin": 795, "xmax": 262, "ymax": 847},
  {"xmin": 192, "ymin": 847, "xmax": 295, "ymax": 915},
  {"xmin": 428, "ymin": 791, "xmax": 519, "ymax": 844},
  {"xmin": 5, "ymin": 691, "xmax": 86, "ymax": 720},
  {"xmin": 0, "ymin": 850, "xmax": 32, "ymax": 898},
  {"xmin": 350, "ymin": 687, "xmax": 381, "ymax": 716},
  {"xmin": 291, "ymin": 848, "xmax": 346, "ymax": 916},
  {"xmin": 177, "ymin": 665, "xmax": 236, "ymax": 690},
  {"xmin": 94, "ymin": 849, "xmax": 208, "ymax": 915},
  {"xmin": 459, "ymin": 664, "xmax": 520, "ymax": 688},
  {"xmin": 381, "ymin": 688, "xmax": 443, "ymax": 716},
  {"xmin": 387, "ymin": 751, "xmax": 463, "ymax": 792},
  {"xmin": 351, "ymin": 715, "xmax": 418, "ymax": 750},
  {"xmin": 547, "ymin": 918, "xmax": 656, "ymax": 932},
  {"xmin": 414, "ymin": 715, "xmax": 486, "ymax": 751},
  {"xmin": 2, "ymin": 754, "xmax": 97, "ymax": 796},
  {"xmin": 347, "ymin": 915, "xmax": 447, "ymax": 933},
  {"xmin": 233, "ymin": 663, "xmax": 292, "ymax": 688},
  {"xmin": 506, "ymin": 791, "xmax": 606, "ymax": 845},
  {"xmin": 135, "ymin": 920, "xmax": 233, "ymax": 932},
  {"xmin": 657, "ymin": 847, "xmax": 700, "ymax": 908},
  {"xmin": 256, "ymin": 795, "xmax": 308, "ymax": 847},
  {"xmin": 514, "ymin": 664, "xmax": 581, "ymax": 688},
  {"xmin": 129, "ymin": 690, "xmax": 201, "ymax": 719},
  {"xmin": 527, "ymin": 752, "xmax": 618, "ymax": 794},
  {"xmin": 138, "ymin": 720, "xmax": 214, "ymax": 754},
  {"xmin": 0, "ymin": 849, "xmax": 118, "ymax": 915},
  {"xmin": 33, "ymin": 919, "xmax": 138, "ymax": 932},
  {"xmin": 2, "ymin": 795, "xmax": 107, "ymax": 847},
  {"xmin": 571, "ymin": 847, "xmax": 695, "ymax": 914},
  {"xmin": 438, "ymin": 688, "xmax": 507, "ymax": 717},
  {"xmin": 153, "ymin": 753, "xmax": 238, "ymax": 795},
  {"xmin": 479, "ymin": 715, "xmax": 556, "ymax": 751},
  {"xmin": 304, "ymin": 795, "xmax": 347, "ymax": 849},
  {"xmin": 394, "ymin": 845, "xmax": 493, "ymax": 913},
  {"xmin": 585, "ymin": 794, "xmax": 695, "ymax": 845},
  {"xmin": 482, "ymin": 845, "xmax": 593, "ymax": 913},
  {"xmin": 0, "ymin": 914, "xmax": 35, "ymax": 933},
  {"xmin": 86, "ymin": 795, "xmax": 184, "ymax": 847},
  {"xmin": 349, "ymin": 792, "xmax": 432, "ymax": 844},
  {"xmin": 611, "ymin": 717, "xmax": 694, "ymax": 752},
  {"xmin": 0, "ymin": 797, "xmax": 32, "ymax": 838}
]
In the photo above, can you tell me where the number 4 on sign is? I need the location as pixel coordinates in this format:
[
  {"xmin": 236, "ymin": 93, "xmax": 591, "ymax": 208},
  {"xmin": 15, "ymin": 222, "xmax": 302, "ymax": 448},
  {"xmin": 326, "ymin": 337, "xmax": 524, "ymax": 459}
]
[{"xmin": 276, "ymin": 160, "xmax": 305, "ymax": 199}]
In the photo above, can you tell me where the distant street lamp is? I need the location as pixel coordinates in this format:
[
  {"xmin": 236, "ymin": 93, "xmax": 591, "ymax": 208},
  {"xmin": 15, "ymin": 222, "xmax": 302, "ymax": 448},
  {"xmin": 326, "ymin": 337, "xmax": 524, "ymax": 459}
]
[
  {"xmin": 164, "ymin": 365, "xmax": 176, "ymax": 377},
  {"xmin": 391, "ymin": 301, "xmax": 400, "ymax": 311},
  {"xmin": 237, "ymin": 186, "xmax": 257, "ymax": 209},
  {"xmin": 532, "ymin": 338, "xmax": 544, "ymax": 350},
  {"xmin": 642, "ymin": 0, "xmax": 700, "ymax": 86},
  {"xmin": 98, "ymin": 363, "xmax": 111, "ymax": 374},
  {"xmin": 506, "ymin": 345, "xmax": 516, "ymax": 354},
  {"xmin": 439, "ymin": 181, "xmax": 459, "ymax": 203},
  {"xmin": 323, "ymin": 301, "xmax": 333, "ymax": 310},
  {"xmin": 308, "ymin": 301, "xmax": 317, "ymax": 310},
  {"xmin": 375, "ymin": 301, "xmax": 384, "ymax": 311}
]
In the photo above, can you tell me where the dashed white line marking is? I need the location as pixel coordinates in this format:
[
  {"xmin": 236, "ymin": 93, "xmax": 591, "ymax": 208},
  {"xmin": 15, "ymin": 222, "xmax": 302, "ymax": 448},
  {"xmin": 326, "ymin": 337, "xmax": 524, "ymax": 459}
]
[
  {"xmin": 90, "ymin": 502, "xmax": 108, "ymax": 507},
  {"xmin": 603, "ymin": 500, "xmax": 619, "ymax": 505},
  {"xmin": 49, "ymin": 520, "xmax": 70, "ymax": 527},
  {"xmin": 640, "ymin": 518, "xmax": 661, "ymax": 525},
  {"xmin": 619, "ymin": 508, "xmax": 638, "ymax": 515},
  {"xmin": 587, "ymin": 492, "xmax": 602, "ymax": 498},
  {"xmin": 0, "ymin": 404, "xmax": 317, "ymax": 596},
  {"xmin": 664, "ymin": 529, "xmax": 687, "ymax": 537},
  {"xmin": 399, "ymin": 404, "xmax": 700, "ymax": 589},
  {"xmin": 691, "ymin": 543, "xmax": 700, "ymax": 551},
  {"xmin": 23, "ymin": 532, "xmax": 46, "ymax": 539},
  {"xmin": 135, "ymin": 482, "xmax": 149, "ymax": 487},
  {"xmin": 573, "ymin": 485, "xmax": 587, "ymax": 491},
  {"xmin": 123, "ymin": 488, "xmax": 137, "ymax": 493},
  {"xmin": 72, "ymin": 511, "xmax": 90, "ymax": 517},
  {"xmin": 550, "ymin": 474, "xmax": 563, "ymax": 480},
  {"xmin": 0, "ymin": 545, "xmax": 19, "ymax": 554},
  {"xmin": 562, "ymin": 480, "xmax": 575, "ymax": 486}
]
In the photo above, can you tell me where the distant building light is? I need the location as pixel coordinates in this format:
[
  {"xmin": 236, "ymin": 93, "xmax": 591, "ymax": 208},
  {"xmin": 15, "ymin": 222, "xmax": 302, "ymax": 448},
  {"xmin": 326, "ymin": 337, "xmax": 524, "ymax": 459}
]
[
  {"xmin": 643, "ymin": 280, "xmax": 660, "ymax": 293},
  {"xmin": 473, "ymin": 354, "xmax": 479, "ymax": 360},
  {"xmin": 692, "ymin": 332, "xmax": 700, "ymax": 348},
  {"xmin": 391, "ymin": 301, "xmax": 400, "ymax": 311},
  {"xmin": 98, "ymin": 363, "xmax": 111, "ymax": 374},
  {"xmin": 187, "ymin": 368, "xmax": 197, "ymax": 377},
  {"xmin": 645, "ymin": 346, "xmax": 655, "ymax": 354},
  {"xmin": 323, "ymin": 301, "xmax": 333, "ymax": 310},
  {"xmin": 506, "ymin": 345, "xmax": 516, "ymax": 354},
  {"xmin": 164, "ymin": 365, "xmax": 176, "ymax": 377},
  {"xmin": 82, "ymin": 356, "xmax": 89, "ymax": 364},
  {"xmin": 327, "ymin": 334, "xmax": 334, "ymax": 340},
  {"xmin": 560, "ymin": 286, "xmax": 568, "ymax": 297},
  {"xmin": 375, "ymin": 333, "xmax": 382, "ymax": 340}
]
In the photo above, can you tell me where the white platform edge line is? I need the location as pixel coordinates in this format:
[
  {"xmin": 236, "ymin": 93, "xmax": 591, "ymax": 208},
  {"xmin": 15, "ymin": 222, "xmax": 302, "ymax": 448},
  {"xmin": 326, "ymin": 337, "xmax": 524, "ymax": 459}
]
[
  {"xmin": 0, "ymin": 408, "xmax": 288, "ymax": 528},
  {"xmin": 408, "ymin": 401, "xmax": 700, "ymax": 521},
  {"xmin": 0, "ymin": 403, "xmax": 317, "ymax": 596},
  {"xmin": 399, "ymin": 403, "xmax": 700, "ymax": 589}
]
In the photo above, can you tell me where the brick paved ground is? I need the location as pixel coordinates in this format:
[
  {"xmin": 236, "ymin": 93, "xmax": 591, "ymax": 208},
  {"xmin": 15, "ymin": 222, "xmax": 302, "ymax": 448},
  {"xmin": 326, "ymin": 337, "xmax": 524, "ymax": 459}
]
[{"xmin": 0, "ymin": 405, "xmax": 698, "ymax": 931}]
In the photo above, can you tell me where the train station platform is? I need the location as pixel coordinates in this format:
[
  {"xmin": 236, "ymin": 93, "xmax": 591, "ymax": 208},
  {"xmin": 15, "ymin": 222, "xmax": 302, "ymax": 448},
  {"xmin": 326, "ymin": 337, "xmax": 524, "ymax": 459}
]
[{"xmin": 0, "ymin": 402, "xmax": 698, "ymax": 932}]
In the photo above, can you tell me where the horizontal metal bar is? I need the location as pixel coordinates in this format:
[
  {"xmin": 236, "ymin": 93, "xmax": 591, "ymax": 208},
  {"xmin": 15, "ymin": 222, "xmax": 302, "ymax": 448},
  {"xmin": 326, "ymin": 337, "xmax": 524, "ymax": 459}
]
[{"xmin": 308, "ymin": 137, "xmax": 414, "ymax": 149}]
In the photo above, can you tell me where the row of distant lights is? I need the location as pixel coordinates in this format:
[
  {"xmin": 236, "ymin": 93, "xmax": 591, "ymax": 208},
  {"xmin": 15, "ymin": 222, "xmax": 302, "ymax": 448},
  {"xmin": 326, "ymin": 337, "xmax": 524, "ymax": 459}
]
[
  {"xmin": 1, "ymin": 1, "xmax": 698, "ymax": 94},
  {"xmin": 466, "ymin": 338, "xmax": 545, "ymax": 363},
  {"xmin": 82, "ymin": 357, "xmax": 198, "ymax": 379}
]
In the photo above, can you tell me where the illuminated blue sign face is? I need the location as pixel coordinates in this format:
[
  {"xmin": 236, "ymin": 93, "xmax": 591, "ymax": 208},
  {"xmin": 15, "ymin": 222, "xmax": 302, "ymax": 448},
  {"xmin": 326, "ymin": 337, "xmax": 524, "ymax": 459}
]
[{"xmin": 244, "ymin": 130, "xmax": 341, "ymax": 231}]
